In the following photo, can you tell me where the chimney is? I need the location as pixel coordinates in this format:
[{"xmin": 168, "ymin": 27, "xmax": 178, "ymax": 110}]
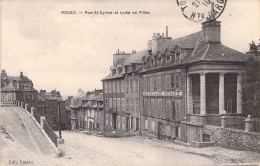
[
  {"xmin": 152, "ymin": 33, "xmax": 160, "ymax": 53},
  {"xmin": 166, "ymin": 26, "xmax": 168, "ymax": 38},
  {"xmin": 148, "ymin": 40, "xmax": 152, "ymax": 51},
  {"xmin": 20, "ymin": 71, "xmax": 23, "ymax": 78},
  {"xmin": 202, "ymin": 20, "xmax": 221, "ymax": 43}
]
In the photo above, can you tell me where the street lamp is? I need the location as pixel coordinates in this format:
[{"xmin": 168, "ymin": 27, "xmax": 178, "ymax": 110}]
[{"xmin": 58, "ymin": 98, "xmax": 62, "ymax": 139}]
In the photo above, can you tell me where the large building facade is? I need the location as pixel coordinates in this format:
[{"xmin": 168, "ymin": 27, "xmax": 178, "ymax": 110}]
[{"xmin": 102, "ymin": 20, "xmax": 253, "ymax": 144}]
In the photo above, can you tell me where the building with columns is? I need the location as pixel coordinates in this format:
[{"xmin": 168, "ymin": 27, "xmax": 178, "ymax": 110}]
[
  {"xmin": 140, "ymin": 20, "xmax": 250, "ymax": 143},
  {"xmin": 102, "ymin": 20, "xmax": 253, "ymax": 144}
]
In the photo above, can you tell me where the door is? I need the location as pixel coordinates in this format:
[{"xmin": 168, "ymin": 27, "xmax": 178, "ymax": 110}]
[
  {"xmin": 126, "ymin": 116, "xmax": 129, "ymax": 131},
  {"xmin": 158, "ymin": 123, "xmax": 163, "ymax": 140},
  {"xmin": 136, "ymin": 118, "xmax": 139, "ymax": 131},
  {"xmin": 113, "ymin": 115, "xmax": 117, "ymax": 130}
]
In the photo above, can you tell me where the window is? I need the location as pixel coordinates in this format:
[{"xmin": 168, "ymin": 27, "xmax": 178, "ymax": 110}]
[
  {"xmin": 122, "ymin": 117, "xmax": 125, "ymax": 130},
  {"xmin": 144, "ymin": 77, "xmax": 147, "ymax": 92},
  {"xmin": 121, "ymin": 80, "xmax": 124, "ymax": 92},
  {"xmin": 130, "ymin": 79, "xmax": 133, "ymax": 92},
  {"xmin": 110, "ymin": 114, "xmax": 112, "ymax": 126},
  {"xmin": 165, "ymin": 75, "xmax": 170, "ymax": 91},
  {"xmin": 150, "ymin": 77, "xmax": 154, "ymax": 91},
  {"xmin": 104, "ymin": 82, "xmax": 108, "ymax": 93},
  {"xmin": 158, "ymin": 99, "xmax": 162, "ymax": 117},
  {"xmin": 175, "ymin": 101, "xmax": 181, "ymax": 120},
  {"xmin": 121, "ymin": 98, "xmax": 125, "ymax": 111},
  {"xmin": 151, "ymin": 121, "xmax": 155, "ymax": 132},
  {"xmin": 154, "ymin": 76, "xmax": 157, "ymax": 91},
  {"xmin": 109, "ymin": 82, "xmax": 112, "ymax": 93},
  {"xmin": 175, "ymin": 51, "xmax": 180, "ymax": 62},
  {"xmin": 170, "ymin": 74, "xmax": 181, "ymax": 90},
  {"xmin": 126, "ymin": 98, "xmax": 129, "ymax": 111},
  {"xmin": 145, "ymin": 120, "xmax": 148, "ymax": 130},
  {"xmin": 135, "ymin": 98, "xmax": 139, "ymax": 111},
  {"xmin": 157, "ymin": 76, "xmax": 161, "ymax": 91},
  {"xmin": 135, "ymin": 79, "xmax": 139, "ymax": 92},
  {"xmin": 126, "ymin": 80, "xmax": 129, "ymax": 92},
  {"xmin": 113, "ymin": 98, "xmax": 116, "ymax": 109},
  {"xmin": 32, "ymin": 94, "xmax": 34, "ymax": 101},
  {"xmin": 151, "ymin": 99, "xmax": 154, "ymax": 116},
  {"xmin": 166, "ymin": 100, "xmax": 171, "ymax": 118},
  {"xmin": 143, "ymin": 99, "xmax": 147, "ymax": 115},
  {"xmin": 116, "ymin": 80, "xmax": 120, "ymax": 93},
  {"xmin": 130, "ymin": 98, "xmax": 134, "ymax": 111},
  {"xmin": 105, "ymin": 98, "xmax": 109, "ymax": 109},
  {"xmin": 147, "ymin": 99, "xmax": 151, "ymax": 115},
  {"xmin": 113, "ymin": 81, "xmax": 116, "ymax": 93},
  {"xmin": 117, "ymin": 98, "xmax": 120, "ymax": 111},
  {"xmin": 118, "ymin": 116, "xmax": 121, "ymax": 129},
  {"xmin": 175, "ymin": 74, "xmax": 180, "ymax": 89},
  {"xmin": 170, "ymin": 75, "xmax": 175, "ymax": 90},
  {"xmin": 109, "ymin": 98, "xmax": 112, "ymax": 108},
  {"xmin": 144, "ymin": 99, "xmax": 147, "ymax": 108}
]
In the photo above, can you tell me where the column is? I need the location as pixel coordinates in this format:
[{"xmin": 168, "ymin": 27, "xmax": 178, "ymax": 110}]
[
  {"xmin": 200, "ymin": 73, "xmax": 206, "ymax": 115},
  {"xmin": 187, "ymin": 74, "xmax": 192, "ymax": 114},
  {"xmin": 219, "ymin": 73, "xmax": 225, "ymax": 114},
  {"xmin": 237, "ymin": 73, "xmax": 242, "ymax": 113}
]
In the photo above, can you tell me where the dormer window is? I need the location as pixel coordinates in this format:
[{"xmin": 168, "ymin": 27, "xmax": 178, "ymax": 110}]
[{"xmin": 175, "ymin": 52, "xmax": 180, "ymax": 62}]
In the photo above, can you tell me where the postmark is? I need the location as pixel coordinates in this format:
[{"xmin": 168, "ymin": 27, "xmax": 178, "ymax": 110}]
[{"xmin": 177, "ymin": 0, "xmax": 227, "ymax": 23}]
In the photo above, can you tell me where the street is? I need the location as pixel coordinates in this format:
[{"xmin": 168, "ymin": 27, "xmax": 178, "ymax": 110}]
[{"xmin": 1, "ymin": 106, "xmax": 259, "ymax": 166}]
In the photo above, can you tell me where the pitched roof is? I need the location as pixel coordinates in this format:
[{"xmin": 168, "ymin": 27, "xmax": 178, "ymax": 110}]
[
  {"xmin": 69, "ymin": 98, "xmax": 82, "ymax": 108},
  {"xmin": 1, "ymin": 82, "xmax": 17, "ymax": 91},
  {"xmin": 124, "ymin": 50, "xmax": 149, "ymax": 64},
  {"xmin": 157, "ymin": 31, "xmax": 202, "ymax": 53},
  {"xmin": 186, "ymin": 43, "xmax": 249, "ymax": 63},
  {"xmin": 102, "ymin": 73, "xmax": 124, "ymax": 81}
]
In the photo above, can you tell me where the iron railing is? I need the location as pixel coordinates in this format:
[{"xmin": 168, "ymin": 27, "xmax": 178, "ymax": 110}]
[
  {"xmin": 33, "ymin": 110, "xmax": 41, "ymax": 124},
  {"xmin": 43, "ymin": 119, "xmax": 58, "ymax": 147}
]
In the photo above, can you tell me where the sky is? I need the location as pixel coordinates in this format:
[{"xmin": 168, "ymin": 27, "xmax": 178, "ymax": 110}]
[{"xmin": 1, "ymin": 0, "xmax": 259, "ymax": 98}]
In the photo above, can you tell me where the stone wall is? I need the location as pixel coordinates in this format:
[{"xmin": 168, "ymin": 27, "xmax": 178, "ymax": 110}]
[{"xmin": 205, "ymin": 125, "xmax": 260, "ymax": 152}]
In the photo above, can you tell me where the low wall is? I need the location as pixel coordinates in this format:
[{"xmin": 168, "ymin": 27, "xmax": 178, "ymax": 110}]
[{"xmin": 205, "ymin": 125, "xmax": 260, "ymax": 152}]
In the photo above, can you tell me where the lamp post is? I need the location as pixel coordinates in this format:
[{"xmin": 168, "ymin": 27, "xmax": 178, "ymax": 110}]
[{"xmin": 58, "ymin": 99, "xmax": 62, "ymax": 139}]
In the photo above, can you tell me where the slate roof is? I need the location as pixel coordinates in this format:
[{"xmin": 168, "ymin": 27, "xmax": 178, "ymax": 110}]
[
  {"xmin": 186, "ymin": 43, "xmax": 249, "ymax": 63},
  {"xmin": 1, "ymin": 82, "xmax": 17, "ymax": 91},
  {"xmin": 124, "ymin": 50, "xmax": 149, "ymax": 64},
  {"xmin": 69, "ymin": 98, "xmax": 82, "ymax": 109},
  {"xmin": 102, "ymin": 73, "xmax": 124, "ymax": 81},
  {"xmin": 157, "ymin": 31, "xmax": 202, "ymax": 53}
]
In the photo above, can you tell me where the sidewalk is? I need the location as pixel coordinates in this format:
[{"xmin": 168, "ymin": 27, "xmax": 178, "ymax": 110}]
[
  {"xmin": 126, "ymin": 136, "xmax": 260, "ymax": 165},
  {"xmin": 13, "ymin": 107, "xmax": 56, "ymax": 155}
]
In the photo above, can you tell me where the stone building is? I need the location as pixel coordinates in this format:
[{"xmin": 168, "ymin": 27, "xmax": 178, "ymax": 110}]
[
  {"xmin": 82, "ymin": 90, "xmax": 104, "ymax": 131},
  {"xmin": 102, "ymin": 20, "xmax": 254, "ymax": 146},
  {"xmin": 37, "ymin": 89, "xmax": 70, "ymax": 130},
  {"xmin": 102, "ymin": 50, "xmax": 147, "ymax": 133},
  {"xmin": 1, "ymin": 70, "xmax": 38, "ymax": 108},
  {"xmin": 140, "ymin": 21, "xmax": 250, "ymax": 143},
  {"xmin": 69, "ymin": 89, "xmax": 104, "ymax": 131}
]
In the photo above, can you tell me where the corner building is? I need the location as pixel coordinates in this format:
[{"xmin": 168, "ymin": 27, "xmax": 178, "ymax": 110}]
[{"xmin": 103, "ymin": 21, "xmax": 251, "ymax": 144}]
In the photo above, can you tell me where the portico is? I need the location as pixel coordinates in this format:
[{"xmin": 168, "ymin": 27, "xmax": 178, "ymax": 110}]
[{"xmin": 187, "ymin": 65, "xmax": 246, "ymax": 117}]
